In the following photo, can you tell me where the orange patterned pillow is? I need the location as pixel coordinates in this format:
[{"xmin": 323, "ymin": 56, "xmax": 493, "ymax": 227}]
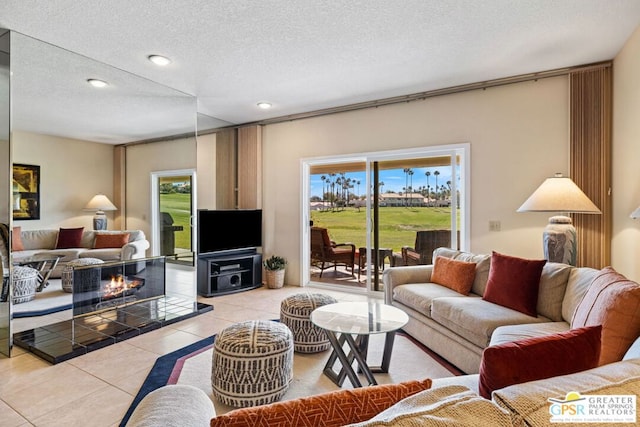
[
  {"xmin": 94, "ymin": 233, "xmax": 130, "ymax": 249},
  {"xmin": 209, "ymin": 379, "xmax": 432, "ymax": 427},
  {"xmin": 431, "ymin": 256, "xmax": 477, "ymax": 295},
  {"xmin": 571, "ymin": 266, "xmax": 640, "ymax": 365}
]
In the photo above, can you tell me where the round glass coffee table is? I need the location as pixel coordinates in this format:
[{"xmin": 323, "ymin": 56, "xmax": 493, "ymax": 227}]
[{"xmin": 310, "ymin": 301, "xmax": 409, "ymax": 387}]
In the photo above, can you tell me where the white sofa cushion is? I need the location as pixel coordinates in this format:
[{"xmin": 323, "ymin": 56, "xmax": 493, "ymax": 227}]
[
  {"xmin": 537, "ymin": 262, "xmax": 571, "ymax": 321},
  {"xmin": 493, "ymin": 359, "xmax": 640, "ymax": 426},
  {"xmin": 431, "ymin": 296, "xmax": 549, "ymax": 348},
  {"xmin": 347, "ymin": 385, "xmax": 514, "ymax": 427},
  {"xmin": 562, "ymin": 266, "xmax": 600, "ymax": 322},
  {"xmin": 489, "ymin": 322, "xmax": 570, "ymax": 346},
  {"xmin": 393, "ymin": 283, "xmax": 466, "ymax": 318}
]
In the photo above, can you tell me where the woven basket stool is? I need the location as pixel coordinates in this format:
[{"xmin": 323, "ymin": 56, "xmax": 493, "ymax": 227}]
[
  {"xmin": 12, "ymin": 266, "xmax": 39, "ymax": 304},
  {"xmin": 61, "ymin": 258, "xmax": 104, "ymax": 293},
  {"xmin": 280, "ymin": 293, "xmax": 338, "ymax": 353},
  {"xmin": 212, "ymin": 320, "xmax": 293, "ymax": 408}
]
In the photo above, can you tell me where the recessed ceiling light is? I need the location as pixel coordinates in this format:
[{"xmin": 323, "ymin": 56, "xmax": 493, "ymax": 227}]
[
  {"xmin": 257, "ymin": 102, "xmax": 272, "ymax": 109},
  {"xmin": 87, "ymin": 78, "xmax": 108, "ymax": 88},
  {"xmin": 148, "ymin": 55, "xmax": 172, "ymax": 66}
]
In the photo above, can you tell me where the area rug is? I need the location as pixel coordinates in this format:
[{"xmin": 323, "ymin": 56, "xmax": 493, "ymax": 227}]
[
  {"xmin": 121, "ymin": 330, "xmax": 462, "ymax": 426},
  {"xmin": 13, "ymin": 279, "xmax": 72, "ymax": 317}
]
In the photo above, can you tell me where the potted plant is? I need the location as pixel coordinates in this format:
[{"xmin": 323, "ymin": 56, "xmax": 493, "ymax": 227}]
[{"xmin": 263, "ymin": 255, "xmax": 287, "ymax": 289}]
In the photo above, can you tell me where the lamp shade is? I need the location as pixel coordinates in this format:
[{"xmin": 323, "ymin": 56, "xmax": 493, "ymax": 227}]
[
  {"xmin": 83, "ymin": 194, "xmax": 117, "ymax": 212},
  {"xmin": 631, "ymin": 206, "xmax": 640, "ymax": 219},
  {"xmin": 517, "ymin": 173, "xmax": 601, "ymax": 214}
]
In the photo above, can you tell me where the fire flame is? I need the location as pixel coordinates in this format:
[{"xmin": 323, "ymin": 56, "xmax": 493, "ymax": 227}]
[{"xmin": 103, "ymin": 275, "xmax": 141, "ymax": 298}]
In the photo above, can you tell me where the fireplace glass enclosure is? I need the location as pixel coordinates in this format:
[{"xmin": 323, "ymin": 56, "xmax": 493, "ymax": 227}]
[{"xmin": 72, "ymin": 257, "xmax": 166, "ymax": 317}]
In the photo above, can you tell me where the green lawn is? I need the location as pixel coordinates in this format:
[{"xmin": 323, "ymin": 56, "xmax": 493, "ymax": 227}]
[
  {"xmin": 159, "ymin": 193, "xmax": 192, "ymax": 250},
  {"xmin": 311, "ymin": 206, "xmax": 456, "ymax": 252},
  {"xmin": 159, "ymin": 197, "xmax": 455, "ymax": 253}
]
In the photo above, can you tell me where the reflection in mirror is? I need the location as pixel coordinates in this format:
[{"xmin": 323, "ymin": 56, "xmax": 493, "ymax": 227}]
[
  {"xmin": 9, "ymin": 31, "xmax": 203, "ymax": 342},
  {"xmin": 0, "ymin": 29, "xmax": 10, "ymax": 357}
]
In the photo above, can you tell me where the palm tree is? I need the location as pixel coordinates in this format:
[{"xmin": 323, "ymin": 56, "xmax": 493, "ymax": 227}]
[
  {"xmin": 408, "ymin": 169, "xmax": 414, "ymax": 206},
  {"xmin": 356, "ymin": 180, "xmax": 361, "ymax": 198},
  {"xmin": 403, "ymin": 168, "xmax": 410, "ymax": 206},
  {"xmin": 320, "ymin": 175, "xmax": 326, "ymax": 207},
  {"xmin": 434, "ymin": 170, "xmax": 440, "ymax": 201},
  {"xmin": 425, "ymin": 171, "xmax": 431, "ymax": 206}
]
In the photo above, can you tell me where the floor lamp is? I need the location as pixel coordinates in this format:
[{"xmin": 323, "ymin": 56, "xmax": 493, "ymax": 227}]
[
  {"xmin": 517, "ymin": 173, "xmax": 601, "ymax": 266},
  {"xmin": 84, "ymin": 194, "xmax": 117, "ymax": 230}
]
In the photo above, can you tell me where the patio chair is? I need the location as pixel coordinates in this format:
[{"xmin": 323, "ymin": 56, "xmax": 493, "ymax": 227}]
[
  {"xmin": 310, "ymin": 227, "xmax": 356, "ymax": 277},
  {"xmin": 398, "ymin": 230, "xmax": 457, "ymax": 266}
]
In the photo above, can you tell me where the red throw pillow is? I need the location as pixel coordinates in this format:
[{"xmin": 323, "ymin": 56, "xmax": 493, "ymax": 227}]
[
  {"xmin": 571, "ymin": 266, "xmax": 640, "ymax": 365},
  {"xmin": 431, "ymin": 256, "xmax": 477, "ymax": 295},
  {"xmin": 482, "ymin": 251, "xmax": 546, "ymax": 317},
  {"xmin": 94, "ymin": 233, "xmax": 130, "ymax": 249},
  {"xmin": 478, "ymin": 325, "xmax": 601, "ymax": 399},
  {"xmin": 12, "ymin": 226, "xmax": 24, "ymax": 251},
  {"xmin": 209, "ymin": 379, "xmax": 432, "ymax": 427},
  {"xmin": 55, "ymin": 227, "xmax": 84, "ymax": 249}
]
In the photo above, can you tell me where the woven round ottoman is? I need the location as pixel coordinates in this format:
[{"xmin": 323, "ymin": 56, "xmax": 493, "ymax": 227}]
[
  {"xmin": 12, "ymin": 266, "xmax": 39, "ymax": 304},
  {"xmin": 61, "ymin": 258, "xmax": 104, "ymax": 293},
  {"xmin": 212, "ymin": 320, "xmax": 293, "ymax": 408},
  {"xmin": 280, "ymin": 293, "xmax": 338, "ymax": 353}
]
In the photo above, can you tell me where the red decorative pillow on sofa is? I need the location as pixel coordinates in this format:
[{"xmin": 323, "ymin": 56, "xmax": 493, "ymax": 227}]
[
  {"xmin": 12, "ymin": 226, "xmax": 24, "ymax": 251},
  {"xmin": 478, "ymin": 325, "xmax": 601, "ymax": 399},
  {"xmin": 431, "ymin": 256, "xmax": 476, "ymax": 295},
  {"xmin": 94, "ymin": 233, "xmax": 130, "ymax": 249},
  {"xmin": 209, "ymin": 379, "xmax": 432, "ymax": 427},
  {"xmin": 571, "ymin": 266, "xmax": 640, "ymax": 365},
  {"xmin": 55, "ymin": 227, "xmax": 84, "ymax": 249},
  {"xmin": 482, "ymin": 251, "xmax": 546, "ymax": 317}
]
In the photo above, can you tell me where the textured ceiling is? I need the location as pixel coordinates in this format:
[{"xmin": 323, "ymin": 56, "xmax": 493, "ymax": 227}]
[{"xmin": 1, "ymin": 0, "xmax": 640, "ymax": 143}]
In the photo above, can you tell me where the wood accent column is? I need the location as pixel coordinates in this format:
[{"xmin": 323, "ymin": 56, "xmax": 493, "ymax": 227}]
[
  {"xmin": 237, "ymin": 125, "xmax": 262, "ymax": 209},
  {"xmin": 113, "ymin": 146, "xmax": 126, "ymax": 230},
  {"xmin": 215, "ymin": 128, "xmax": 237, "ymax": 209},
  {"xmin": 569, "ymin": 64, "xmax": 612, "ymax": 268}
]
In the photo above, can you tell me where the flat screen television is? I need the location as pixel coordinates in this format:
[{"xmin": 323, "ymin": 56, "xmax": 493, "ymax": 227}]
[{"xmin": 197, "ymin": 209, "xmax": 262, "ymax": 254}]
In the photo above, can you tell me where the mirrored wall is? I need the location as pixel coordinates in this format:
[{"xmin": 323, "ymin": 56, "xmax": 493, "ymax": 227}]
[
  {"xmin": 1, "ymin": 30, "xmax": 210, "ymax": 356},
  {"xmin": 0, "ymin": 29, "xmax": 11, "ymax": 357}
]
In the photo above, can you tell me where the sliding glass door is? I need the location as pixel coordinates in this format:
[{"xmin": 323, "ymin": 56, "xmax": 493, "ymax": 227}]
[{"xmin": 302, "ymin": 144, "xmax": 468, "ymax": 294}]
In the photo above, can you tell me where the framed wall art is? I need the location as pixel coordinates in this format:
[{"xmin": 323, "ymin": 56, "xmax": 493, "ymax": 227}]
[{"xmin": 12, "ymin": 163, "xmax": 40, "ymax": 220}]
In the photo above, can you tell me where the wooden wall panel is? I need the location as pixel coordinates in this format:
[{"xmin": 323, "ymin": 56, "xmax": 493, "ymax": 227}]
[
  {"xmin": 113, "ymin": 146, "xmax": 126, "ymax": 230},
  {"xmin": 569, "ymin": 65, "xmax": 612, "ymax": 268},
  {"xmin": 215, "ymin": 128, "xmax": 237, "ymax": 209},
  {"xmin": 237, "ymin": 125, "xmax": 262, "ymax": 209}
]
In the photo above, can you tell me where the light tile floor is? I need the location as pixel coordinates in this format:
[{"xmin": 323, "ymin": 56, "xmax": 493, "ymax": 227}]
[{"xmin": 0, "ymin": 266, "xmax": 376, "ymax": 427}]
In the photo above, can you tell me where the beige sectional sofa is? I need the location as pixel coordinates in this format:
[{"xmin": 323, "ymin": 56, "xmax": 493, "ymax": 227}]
[
  {"xmin": 383, "ymin": 247, "xmax": 601, "ymax": 374},
  {"xmin": 1, "ymin": 228, "xmax": 150, "ymax": 278},
  {"xmin": 125, "ymin": 354, "xmax": 640, "ymax": 426}
]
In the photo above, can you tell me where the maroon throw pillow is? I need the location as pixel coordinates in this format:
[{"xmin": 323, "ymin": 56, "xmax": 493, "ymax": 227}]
[
  {"xmin": 482, "ymin": 251, "xmax": 546, "ymax": 317},
  {"xmin": 478, "ymin": 325, "xmax": 602, "ymax": 399},
  {"xmin": 55, "ymin": 227, "xmax": 84, "ymax": 249}
]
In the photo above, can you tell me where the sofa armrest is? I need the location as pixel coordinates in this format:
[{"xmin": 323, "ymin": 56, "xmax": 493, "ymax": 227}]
[
  {"xmin": 125, "ymin": 385, "xmax": 215, "ymax": 427},
  {"xmin": 383, "ymin": 264, "xmax": 433, "ymax": 304},
  {"xmin": 121, "ymin": 239, "xmax": 150, "ymax": 260}
]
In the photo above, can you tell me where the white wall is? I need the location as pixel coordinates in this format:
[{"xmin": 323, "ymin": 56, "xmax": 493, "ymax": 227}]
[
  {"xmin": 612, "ymin": 24, "xmax": 640, "ymax": 282},
  {"xmin": 12, "ymin": 131, "xmax": 114, "ymax": 230},
  {"xmin": 262, "ymin": 77, "xmax": 569, "ymax": 285},
  {"xmin": 125, "ymin": 137, "xmax": 196, "ymax": 251}
]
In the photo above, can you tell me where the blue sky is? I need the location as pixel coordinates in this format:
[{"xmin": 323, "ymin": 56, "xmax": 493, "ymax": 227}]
[{"xmin": 310, "ymin": 167, "xmax": 455, "ymax": 198}]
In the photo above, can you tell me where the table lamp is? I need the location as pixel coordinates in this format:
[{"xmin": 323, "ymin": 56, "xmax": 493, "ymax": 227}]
[
  {"xmin": 517, "ymin": 173, "xmax": 601, "ymax": 266},
  {"xmin": 84, "ymin": 194, "xmax": 117, "ymax": 230}
]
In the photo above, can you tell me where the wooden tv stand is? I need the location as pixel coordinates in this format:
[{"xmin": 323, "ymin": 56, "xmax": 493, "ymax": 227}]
[{"xmin": 197, "ymin": 249, "xmax": 262, "ymax": 296}]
